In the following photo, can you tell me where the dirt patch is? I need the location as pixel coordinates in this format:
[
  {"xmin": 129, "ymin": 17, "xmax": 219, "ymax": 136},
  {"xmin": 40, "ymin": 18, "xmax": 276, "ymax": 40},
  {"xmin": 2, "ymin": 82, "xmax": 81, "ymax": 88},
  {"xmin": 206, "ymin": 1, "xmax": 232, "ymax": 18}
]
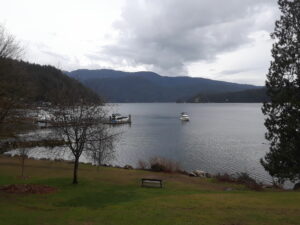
[{"xmin": 0, "ymin": 184, "xmax": 57, "ymax": 194}]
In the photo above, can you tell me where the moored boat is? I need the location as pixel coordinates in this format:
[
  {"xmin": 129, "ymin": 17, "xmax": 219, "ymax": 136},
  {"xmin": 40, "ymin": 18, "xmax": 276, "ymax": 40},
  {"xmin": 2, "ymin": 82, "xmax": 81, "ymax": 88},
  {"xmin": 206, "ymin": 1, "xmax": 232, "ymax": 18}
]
[
  {"xmin": 107, "ymin": 113, "xmax": 131, "ymax": 124},
  {"xmin": 180, "ymin": 112, "xmax": 190, "ymax": 121}
]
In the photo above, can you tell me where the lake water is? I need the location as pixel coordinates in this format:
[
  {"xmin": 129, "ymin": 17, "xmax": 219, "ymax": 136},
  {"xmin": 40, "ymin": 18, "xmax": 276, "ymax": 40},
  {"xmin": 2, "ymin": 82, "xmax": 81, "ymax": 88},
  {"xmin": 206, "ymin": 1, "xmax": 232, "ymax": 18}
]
[{"xmin": 110, "ymin": 103, "xmax": 271, "ymax": 184}]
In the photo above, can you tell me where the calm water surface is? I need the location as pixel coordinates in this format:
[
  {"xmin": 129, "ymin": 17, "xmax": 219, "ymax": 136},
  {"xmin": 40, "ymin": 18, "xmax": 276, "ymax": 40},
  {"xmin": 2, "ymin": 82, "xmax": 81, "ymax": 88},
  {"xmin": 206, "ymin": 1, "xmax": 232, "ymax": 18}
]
[{"xmin": 111, "ymin": 103, "xmax": 271, "ymax": 183}]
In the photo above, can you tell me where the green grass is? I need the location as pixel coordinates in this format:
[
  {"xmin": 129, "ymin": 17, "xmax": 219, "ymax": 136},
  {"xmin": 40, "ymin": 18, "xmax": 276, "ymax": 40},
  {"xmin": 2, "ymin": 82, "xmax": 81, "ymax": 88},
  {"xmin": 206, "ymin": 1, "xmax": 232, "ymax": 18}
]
[{"xmin": 0, "ymin": 156, "xmax": 300, "ymax": 225}]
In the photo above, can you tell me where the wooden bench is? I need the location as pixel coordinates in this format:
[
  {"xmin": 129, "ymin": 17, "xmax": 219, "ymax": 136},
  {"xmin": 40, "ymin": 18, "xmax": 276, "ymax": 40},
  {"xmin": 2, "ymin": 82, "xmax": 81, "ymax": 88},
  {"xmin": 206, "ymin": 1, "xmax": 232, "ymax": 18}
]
[{"xmin": 141, "ymin": 178, "xmax": 163, "ymax": 188}]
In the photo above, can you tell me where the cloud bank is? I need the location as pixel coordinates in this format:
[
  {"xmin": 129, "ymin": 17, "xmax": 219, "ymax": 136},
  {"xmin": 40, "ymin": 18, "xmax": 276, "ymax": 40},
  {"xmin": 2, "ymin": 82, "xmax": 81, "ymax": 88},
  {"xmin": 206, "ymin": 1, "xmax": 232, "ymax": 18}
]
[{"xmin": 102, "ymin": 0, "xmax": 278, "ymax": 76}]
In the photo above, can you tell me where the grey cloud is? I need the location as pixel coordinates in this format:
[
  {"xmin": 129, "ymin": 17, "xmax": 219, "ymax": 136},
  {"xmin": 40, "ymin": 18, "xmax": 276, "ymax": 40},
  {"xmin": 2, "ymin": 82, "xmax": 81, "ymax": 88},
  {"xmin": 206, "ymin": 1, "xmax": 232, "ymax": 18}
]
[
  {"xmin": 220, "ymin": 65, "xmax": 269, "ymax": 76},
  {"xmin": 101, "ymin": 0, "xmax": 277, "ymax": 75},
  {"xmin": 220, "ymin": 69, "xmax": 252, "ymax": 75}
]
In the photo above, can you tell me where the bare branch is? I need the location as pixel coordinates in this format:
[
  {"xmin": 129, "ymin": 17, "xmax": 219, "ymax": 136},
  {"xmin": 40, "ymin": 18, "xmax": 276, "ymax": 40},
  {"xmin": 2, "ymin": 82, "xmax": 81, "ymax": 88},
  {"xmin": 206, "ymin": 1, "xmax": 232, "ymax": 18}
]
[
  {"xmin": 51, "ymin": 98, "xmax": 116, "ymax": 184},
  {"xmin": 0, "ymin": 25, "xmax": 23, "ymax": 59}
]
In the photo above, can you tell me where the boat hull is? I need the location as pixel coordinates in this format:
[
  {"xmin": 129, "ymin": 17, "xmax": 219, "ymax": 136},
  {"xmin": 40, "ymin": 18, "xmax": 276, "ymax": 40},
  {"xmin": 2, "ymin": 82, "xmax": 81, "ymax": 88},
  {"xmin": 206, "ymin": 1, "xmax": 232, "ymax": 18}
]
[{"xmin": 180, "ymin": 117, "xmax": 190, "ymax": 121}]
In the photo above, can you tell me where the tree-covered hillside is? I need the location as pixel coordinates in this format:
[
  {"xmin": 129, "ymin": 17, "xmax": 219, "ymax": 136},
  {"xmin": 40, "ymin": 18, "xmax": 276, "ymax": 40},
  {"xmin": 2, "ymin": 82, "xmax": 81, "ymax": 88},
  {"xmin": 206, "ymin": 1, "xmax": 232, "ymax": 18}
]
[{"xmin": 0, "ymin": 59, "xmax": 99, "ymax": 104}]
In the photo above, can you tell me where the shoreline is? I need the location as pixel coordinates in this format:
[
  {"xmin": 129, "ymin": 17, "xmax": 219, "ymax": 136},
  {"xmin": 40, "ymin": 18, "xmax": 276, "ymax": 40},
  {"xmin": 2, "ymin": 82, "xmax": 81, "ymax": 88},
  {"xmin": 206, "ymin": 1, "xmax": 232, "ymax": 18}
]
[{"xmin": 1, "ymin": 154, "xmax": 284, "ymax": 190}]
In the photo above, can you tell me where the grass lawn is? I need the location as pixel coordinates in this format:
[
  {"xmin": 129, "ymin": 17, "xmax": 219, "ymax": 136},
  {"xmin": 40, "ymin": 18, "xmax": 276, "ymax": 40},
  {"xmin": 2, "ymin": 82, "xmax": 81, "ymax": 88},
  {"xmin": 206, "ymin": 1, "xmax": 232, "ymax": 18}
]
[{"xmin": 0, "ymin": 155, "xmax": 299, "ymax": 225}]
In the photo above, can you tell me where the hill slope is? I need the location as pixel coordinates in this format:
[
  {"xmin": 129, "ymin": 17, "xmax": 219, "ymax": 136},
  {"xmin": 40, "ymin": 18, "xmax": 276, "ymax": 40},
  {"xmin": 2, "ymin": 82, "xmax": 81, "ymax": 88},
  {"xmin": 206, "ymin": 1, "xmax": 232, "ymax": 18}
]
[
  {"xmin": 0, "ymin": 59, "xmax": 99, "ymax": 104},
  {"xmin": 67, "ymin": 69, "xmax": 261, "ymax": 102}
]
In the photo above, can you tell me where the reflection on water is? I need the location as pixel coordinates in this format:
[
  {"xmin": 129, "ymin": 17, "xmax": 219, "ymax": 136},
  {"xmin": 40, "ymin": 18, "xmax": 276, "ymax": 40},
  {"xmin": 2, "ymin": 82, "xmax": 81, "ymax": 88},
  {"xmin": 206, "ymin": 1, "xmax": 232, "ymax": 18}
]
[{"xmin": 9, "ymin": 103, "xmax": 273, "ymax": 184}]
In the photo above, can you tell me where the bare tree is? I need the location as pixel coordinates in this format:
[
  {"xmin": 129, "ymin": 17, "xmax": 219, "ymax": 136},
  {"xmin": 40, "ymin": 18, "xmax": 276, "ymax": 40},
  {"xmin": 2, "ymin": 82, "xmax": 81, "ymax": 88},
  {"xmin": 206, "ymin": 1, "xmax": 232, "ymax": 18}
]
[
  {"xmin": 0, "ymin": 94, "xmax": 23, "ymax": 143},
  {"xmin": 0, "ymin": 25, "xmax": 23, "ymax": 59},
  {"xmin": 86, "ymin": 126, "xmax": 118, "ymax": 170},
  {"xmin": 0, "ymin": 97, "xmax": 15, "ymax": 125},
  {"xmin": 0, "ymin": 25, "xmax": 24, "ymax": 137},
  {"xmin": 17, "ymin": 147, "xmax": 31, "ymax": 178},
  {"xmin": 52, "ymin": 98, "xmax": 116, "ymax": 184}
]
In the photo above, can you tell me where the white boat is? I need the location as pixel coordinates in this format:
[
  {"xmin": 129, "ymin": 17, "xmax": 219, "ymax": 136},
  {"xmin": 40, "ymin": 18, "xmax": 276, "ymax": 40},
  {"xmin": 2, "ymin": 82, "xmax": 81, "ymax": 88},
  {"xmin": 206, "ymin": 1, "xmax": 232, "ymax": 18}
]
[
  {"xmin": 37, "ymin": 109, "xmax": 52, "ymax": 122},
  {"xmin": 110, "ymin": 113, "xmax": 131, "ymax": 124},
  {"xmin": 180, "ymin": 112, "xmax": 190, "ymax": 121}
]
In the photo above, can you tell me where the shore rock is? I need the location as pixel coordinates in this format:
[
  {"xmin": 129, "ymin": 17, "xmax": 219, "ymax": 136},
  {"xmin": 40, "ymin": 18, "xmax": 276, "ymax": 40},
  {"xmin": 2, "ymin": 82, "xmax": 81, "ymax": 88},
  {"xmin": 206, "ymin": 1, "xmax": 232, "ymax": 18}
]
[
  {"xmin": 189, "ymin": 172, "xmax": 197, "ymax": 177},
  {"xmin": 193, "ymin": 170, "xmax": 206, "ymax": 177},
  {"xmin": 188, "ymin": 170, "xmax": 212, "ymax": 178}
]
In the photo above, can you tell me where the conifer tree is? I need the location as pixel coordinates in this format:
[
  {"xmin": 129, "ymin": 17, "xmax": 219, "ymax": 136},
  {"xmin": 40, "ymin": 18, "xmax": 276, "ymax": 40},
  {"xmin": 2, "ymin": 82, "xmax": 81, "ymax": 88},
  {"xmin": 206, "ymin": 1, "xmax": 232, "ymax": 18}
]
[{"xmin": 261, "ymin": 0, "xmax": 300, "ymax": 183}]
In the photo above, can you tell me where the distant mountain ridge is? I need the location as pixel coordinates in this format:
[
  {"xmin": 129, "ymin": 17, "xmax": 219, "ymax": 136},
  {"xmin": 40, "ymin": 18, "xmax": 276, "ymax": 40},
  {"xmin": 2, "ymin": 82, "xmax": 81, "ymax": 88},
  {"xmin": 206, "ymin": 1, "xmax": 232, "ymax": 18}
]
[{"xmin": 66, "ymin": 69, "xmax": 262, "ymax": 102}]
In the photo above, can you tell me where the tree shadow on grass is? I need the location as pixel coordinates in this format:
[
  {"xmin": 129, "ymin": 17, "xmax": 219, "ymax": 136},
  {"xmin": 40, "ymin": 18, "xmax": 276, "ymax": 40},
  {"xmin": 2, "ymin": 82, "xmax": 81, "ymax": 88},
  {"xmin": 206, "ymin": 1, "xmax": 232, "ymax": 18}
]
[{"xmin": 56, "ymin": 188, "xmax": 138, "ymax": 209}]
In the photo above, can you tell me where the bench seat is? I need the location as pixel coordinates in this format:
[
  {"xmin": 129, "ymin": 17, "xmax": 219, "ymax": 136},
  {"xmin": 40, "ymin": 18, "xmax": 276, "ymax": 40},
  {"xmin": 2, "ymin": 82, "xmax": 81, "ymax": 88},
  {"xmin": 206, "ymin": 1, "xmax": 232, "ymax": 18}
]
[{"xmin": 141, "ymin": 178, "xmax": 163, "ymax": 188}]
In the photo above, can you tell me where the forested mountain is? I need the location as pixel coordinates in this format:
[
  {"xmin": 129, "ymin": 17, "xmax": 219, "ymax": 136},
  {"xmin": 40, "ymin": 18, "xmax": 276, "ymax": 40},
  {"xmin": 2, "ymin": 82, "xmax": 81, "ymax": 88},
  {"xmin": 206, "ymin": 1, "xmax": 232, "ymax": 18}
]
[
  {"xmin": 0, "ymin": 59, "xmax": 99, "ymax": 104},
  {"xmin": 187, "ymin": 88, "xmax": 268, "ymax": 103},
  {"xmin": 67, "ymin": 69, "xmax": 260, "ymax": 102}
]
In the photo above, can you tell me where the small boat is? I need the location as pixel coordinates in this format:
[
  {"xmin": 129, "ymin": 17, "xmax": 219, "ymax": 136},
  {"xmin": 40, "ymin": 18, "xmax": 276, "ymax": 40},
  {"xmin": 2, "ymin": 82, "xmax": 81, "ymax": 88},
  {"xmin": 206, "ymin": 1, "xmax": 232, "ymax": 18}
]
[
  {"xmin": 37, "ymin": 109, "xmax": 52, "ymax": 122},
  {"xmin": 180, "ymin": 112, "xmax": 190, "ymax": 121},
  {"xmin": 36, "ymin": 109, "xmax": 53, "ymax": 128},
  {"xmin": 108, "ymin": 113, "xmax": 131, "ymax": 124}
]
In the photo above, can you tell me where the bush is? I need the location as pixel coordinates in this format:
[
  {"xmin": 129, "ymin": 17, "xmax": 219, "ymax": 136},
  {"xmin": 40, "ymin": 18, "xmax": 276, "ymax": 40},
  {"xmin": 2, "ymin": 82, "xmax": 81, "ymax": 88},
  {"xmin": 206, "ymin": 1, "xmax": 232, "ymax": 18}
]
[
  {"xmin": 137, "ymin": 160, "xmax": 148, "ymax": 170},
  {"xmin": 236, "ymin": 172, "xmax": 256, "ymax": 184},
  {"xmin": 215, "ymin": 173, "xmax": 235, "ymax": 183},
  {"xmin": 149, "ymin": 157, "xmax": 181, "ymax": 173},
  {"xmin": 236, "ymin": 172, "xmax": 263, "ymax": 191}
]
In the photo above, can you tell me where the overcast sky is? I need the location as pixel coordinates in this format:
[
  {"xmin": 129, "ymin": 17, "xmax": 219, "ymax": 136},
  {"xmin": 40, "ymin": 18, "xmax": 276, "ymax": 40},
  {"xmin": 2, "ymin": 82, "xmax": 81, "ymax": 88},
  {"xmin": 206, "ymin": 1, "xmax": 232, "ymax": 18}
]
[{"xmin": 0, "ymin": 0, "xmax": 279, "ymax": 85}]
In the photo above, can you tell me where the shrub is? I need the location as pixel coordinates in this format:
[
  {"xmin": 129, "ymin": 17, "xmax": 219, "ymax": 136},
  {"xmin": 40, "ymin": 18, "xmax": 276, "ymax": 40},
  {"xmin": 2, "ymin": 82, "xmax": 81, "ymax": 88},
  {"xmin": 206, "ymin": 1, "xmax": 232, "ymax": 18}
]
[
  {"xmin": 271, "ymin": 179, "xmax": 284, "ymax": 190},
  {"xmin": 149, "ymin": 157, "xmax": 181, "ymax": 173},
  {"xmin": 137, "ymin": 160, "xmax": 148, "ymax": 170},
  {"xmin": 215, "ymin": 173, "xmax": 235, "ymax": 183},
  {"xmin": 236, "ymin": 172, "xmax": 256, "ymax": 183},
  {"xmin": 236, "ymin": 172, "xmax": 263, "ymax": 191}
]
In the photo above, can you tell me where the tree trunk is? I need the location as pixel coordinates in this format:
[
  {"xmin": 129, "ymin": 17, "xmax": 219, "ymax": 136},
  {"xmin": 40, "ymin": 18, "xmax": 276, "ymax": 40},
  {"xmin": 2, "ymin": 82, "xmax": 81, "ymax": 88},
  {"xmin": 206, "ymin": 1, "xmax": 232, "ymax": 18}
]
[
  {"xmin": 73, "ymin": 157, "xmax": 79, "ymax": 184},
  {"xmin": 21, "ymin": 155, "xmax": 25, "ymax": 178}
]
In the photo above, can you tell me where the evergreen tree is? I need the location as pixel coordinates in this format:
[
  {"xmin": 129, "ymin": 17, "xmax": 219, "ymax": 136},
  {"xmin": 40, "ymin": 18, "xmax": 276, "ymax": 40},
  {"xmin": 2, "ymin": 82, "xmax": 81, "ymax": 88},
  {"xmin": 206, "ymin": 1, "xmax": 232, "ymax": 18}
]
[{"xmin": 261, "ymin": 0, "xmax": 300, "ymax": 184}]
